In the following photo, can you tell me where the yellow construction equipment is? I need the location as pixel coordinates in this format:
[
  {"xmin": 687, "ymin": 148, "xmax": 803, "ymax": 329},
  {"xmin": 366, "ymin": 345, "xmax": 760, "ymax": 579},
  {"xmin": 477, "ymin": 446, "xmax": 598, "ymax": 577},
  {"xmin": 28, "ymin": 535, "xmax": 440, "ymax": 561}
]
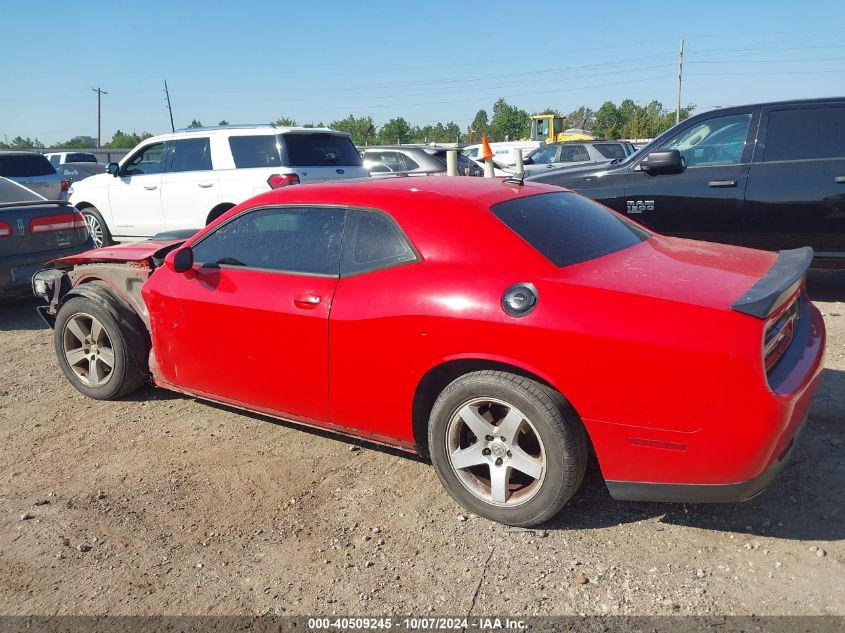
[{"xmin": 529, "ymin": 114, "xmax": 595, "ymax": 143}]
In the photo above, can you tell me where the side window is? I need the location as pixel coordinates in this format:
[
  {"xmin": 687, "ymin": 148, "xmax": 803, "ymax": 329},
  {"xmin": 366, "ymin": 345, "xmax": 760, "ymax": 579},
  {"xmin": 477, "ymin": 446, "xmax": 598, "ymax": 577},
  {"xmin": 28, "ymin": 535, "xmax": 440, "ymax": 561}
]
[
  {"xmin": 341, "ymin": 210, "xmax": 417, "ymax": 275},
  {"xmin": 659, "ymin": 113, "xmax": 751, "ymax": 167},
  {"xmin": 764, "ymin": 107, "xmax": 845, "ymax": 161},
  {"xmin": 594, "ymin": 144, "xmax": 626, "ymax": 160},
  {"xmin": 123, "ymin": 142, "xmax": 166, "ymax": 175},
  {"xmin": 560, "ymin": 145, "xmax": 590, "ymax": 162},
  {"xmin": 530, "ymin": 146, "xmax": 558, "ymax": 163},
  {"xmin": 192, "ymin": 207, "xmax": 345, "ymax": 275},
  {"xmin": 370, "ymin": 151, "xmax": 405, "ymax": 171},
  {"xmin": 397, "ymin": 153, "xmax": 420, "ymax": 171},
  {"xmin": 49, "ymin": 155, "xmax": 60, "ymax": 167},
  {"xmin": 228, "ymin": 135, "xmax": 283, "ymax": 168},
  {"xmin": 170, "ymin": 137, "xmax": 213, "ymax": 172}
]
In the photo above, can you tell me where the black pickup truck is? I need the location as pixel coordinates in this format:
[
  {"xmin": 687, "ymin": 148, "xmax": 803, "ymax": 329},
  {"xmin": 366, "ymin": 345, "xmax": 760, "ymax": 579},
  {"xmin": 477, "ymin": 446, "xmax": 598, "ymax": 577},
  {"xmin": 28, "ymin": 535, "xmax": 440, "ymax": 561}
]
[{"xmin": 529, "ymin": 97, "xmax": 845, "ymax": 267}]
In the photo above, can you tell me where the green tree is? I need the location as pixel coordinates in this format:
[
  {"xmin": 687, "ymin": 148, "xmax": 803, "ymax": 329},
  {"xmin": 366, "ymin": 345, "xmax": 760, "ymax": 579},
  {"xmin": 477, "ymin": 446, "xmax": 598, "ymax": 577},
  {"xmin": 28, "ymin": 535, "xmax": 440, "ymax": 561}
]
[
  {"xmin": 378, "ymin": 117, "xmax": 412, "ymax": 144},
  {"xmin": 467, "ymin": 109, "xmax": 491, "ymax": 142},
  {"xmin": 56, "ymin": 137, "xmax": 97, "ymax": 149},
  {"xmin": 6, "ymin": 136, "xmax": 44, "ymax": 149},
  {"xmin": 564, "ymin": 105, "xmax": 594, "ymax": 130},
  {"xmin": 491, "ymin": 98, "xmax": 530, "ymax": 141},
  {"xmin": 188, "ymin": 119, "xmax": 203, "ymax": 128},
  {"xmin": 104, "ymin": 130, "xmax": 153, "ymax": 148},
  {"xmin": 274, "ymin": 116, "xmax": 298, "ymax": 127},
  {"xmin": 329, "ymin": 115, "xmax": 377, "ymax": 146},
  {"xmin": 218, "ymin": 120, "xmax": 229, "ymax": 126}
]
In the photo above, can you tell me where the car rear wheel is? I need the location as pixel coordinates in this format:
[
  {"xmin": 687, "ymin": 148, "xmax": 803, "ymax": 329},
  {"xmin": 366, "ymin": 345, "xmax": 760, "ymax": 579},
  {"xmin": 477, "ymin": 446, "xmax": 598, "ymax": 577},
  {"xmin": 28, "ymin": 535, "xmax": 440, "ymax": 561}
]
[
  {"xmin": 428, "ymin": 371, "xmax": 587, "ymax": 526},
  {"xmin": 54, "ymin": 293, "xmax": 148, "ymax": 400},
  {"xmin": 81, "ymin": 206, "xmax": 112, "ymax": 248}
]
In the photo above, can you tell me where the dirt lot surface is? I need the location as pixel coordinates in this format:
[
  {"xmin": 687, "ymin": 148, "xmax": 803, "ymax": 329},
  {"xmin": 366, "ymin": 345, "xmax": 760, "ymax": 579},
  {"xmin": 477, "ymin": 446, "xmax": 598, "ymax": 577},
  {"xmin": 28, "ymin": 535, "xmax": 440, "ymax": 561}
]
[{"xmin": 0, "ymin": 273, "xmax": 843, "ymax": 617}]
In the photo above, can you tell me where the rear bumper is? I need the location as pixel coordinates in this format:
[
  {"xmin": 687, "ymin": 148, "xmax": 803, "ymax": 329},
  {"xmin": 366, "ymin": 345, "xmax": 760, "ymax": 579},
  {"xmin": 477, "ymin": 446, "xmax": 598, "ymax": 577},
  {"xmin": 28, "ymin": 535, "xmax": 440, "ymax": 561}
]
[
  {"xmin": 606, "ymin": 420, "xmax": 803, "ymax": 502},
  {"xmin": 595, "ymin": 301, "xmax": 825, "ymax": 502},
  {"xmin": 0, "ymin": 252, "xmax": 68, "ymax": 296}
]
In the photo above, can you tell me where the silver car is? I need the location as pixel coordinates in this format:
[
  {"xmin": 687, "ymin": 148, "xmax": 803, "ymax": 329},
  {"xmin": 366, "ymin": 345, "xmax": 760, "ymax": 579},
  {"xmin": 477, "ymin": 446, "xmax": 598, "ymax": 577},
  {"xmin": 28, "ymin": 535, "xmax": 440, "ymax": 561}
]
[
  {"xmin": 361, "ymin": 145, "xmax": 483, "ymax": 177},
  {"xmin": 510, "ymin": 141, "xmax": 636, "ymax": 177},
  {"xmin": 0, "ymin": 151, "xmax": 64, "ymax": 200}
]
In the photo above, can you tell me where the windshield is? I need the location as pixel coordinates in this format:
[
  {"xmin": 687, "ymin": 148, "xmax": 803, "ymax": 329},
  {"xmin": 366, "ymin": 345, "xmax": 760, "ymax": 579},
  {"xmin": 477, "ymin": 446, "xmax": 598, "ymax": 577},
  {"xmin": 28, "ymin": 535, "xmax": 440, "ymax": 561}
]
[{"xmin": 491, "ymin": 192, "xmax": 649, "ymax": 267}]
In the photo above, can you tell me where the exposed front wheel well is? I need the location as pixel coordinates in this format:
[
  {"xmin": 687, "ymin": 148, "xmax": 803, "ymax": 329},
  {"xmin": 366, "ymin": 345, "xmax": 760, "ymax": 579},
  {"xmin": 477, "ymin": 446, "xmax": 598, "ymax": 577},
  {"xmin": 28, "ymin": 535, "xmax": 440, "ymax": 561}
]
[
  {"xmin": 411, "ymin": 359, "xmax": 561, "ymax": 459},
  {"xmin": 206, "ymin": 203, "xmax": 235, "ymax": 225}
]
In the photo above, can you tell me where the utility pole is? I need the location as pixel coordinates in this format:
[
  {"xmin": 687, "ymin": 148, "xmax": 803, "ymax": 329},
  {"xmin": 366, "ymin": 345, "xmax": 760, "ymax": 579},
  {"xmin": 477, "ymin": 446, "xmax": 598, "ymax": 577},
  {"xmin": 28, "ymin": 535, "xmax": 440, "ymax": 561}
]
[
  {"xmin": 676, "ymin": 38, "xmax": 684, "ymax": 125},
  {"xmin": 164, "ymin": 79, "xmax": 175, "ymax": 132},
  {"xmin": 91, "ymin": 86, "xmax": 108, "ymax": 148}
]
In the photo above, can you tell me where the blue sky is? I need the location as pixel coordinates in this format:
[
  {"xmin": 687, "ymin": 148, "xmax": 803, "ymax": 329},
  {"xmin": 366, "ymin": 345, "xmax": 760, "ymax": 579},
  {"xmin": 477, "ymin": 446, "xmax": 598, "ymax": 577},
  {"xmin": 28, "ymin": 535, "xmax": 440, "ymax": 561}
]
[{"xmin": 3, "ymin": 0, "xmax": 844, "ymax": 144}]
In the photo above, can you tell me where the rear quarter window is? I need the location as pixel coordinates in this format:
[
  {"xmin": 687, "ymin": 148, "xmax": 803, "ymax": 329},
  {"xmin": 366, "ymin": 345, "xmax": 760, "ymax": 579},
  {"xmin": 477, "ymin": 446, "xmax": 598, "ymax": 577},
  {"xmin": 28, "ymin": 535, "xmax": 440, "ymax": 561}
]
[
  {"xmin": 594, "ymin": 144, "xmax": 626, "ymax": 159},
  {"xmin": 228, "ymin": 135, "xmax": 283, "ymax": 168},
  {"xmin": 282, "ymin": 133, "xmax": 362, "ymax": 167},
  {"xmin": 0, "ymin": 154, "xmax": 56, "ymax": 177},
  {"xmin": 491, "ymin": 192, "xmax": 649, "ymax": 267}
]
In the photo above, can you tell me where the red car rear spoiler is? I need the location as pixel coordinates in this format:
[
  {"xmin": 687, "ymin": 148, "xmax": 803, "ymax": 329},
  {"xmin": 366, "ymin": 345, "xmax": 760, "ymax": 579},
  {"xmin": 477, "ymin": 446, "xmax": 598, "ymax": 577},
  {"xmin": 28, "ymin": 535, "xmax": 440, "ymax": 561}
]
[{"xmin": 731, "ymin": 247, "xmax": 813, "ymax": 319}]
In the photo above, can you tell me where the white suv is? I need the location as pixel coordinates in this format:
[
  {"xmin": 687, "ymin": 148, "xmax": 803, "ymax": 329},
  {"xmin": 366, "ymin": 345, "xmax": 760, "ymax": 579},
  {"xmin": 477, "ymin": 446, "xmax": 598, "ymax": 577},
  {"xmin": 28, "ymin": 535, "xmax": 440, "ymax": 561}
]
[{"xmin": 69, "ymin": 124, "xmax": 368, "ymax": 246}]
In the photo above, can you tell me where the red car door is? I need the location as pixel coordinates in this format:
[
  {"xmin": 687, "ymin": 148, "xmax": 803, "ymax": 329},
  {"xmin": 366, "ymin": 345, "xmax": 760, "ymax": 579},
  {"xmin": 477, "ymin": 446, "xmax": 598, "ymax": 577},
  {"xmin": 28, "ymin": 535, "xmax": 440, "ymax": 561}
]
[{"xmin": 144, "ymin": 205, "xmax": 346, "ymax": 424}]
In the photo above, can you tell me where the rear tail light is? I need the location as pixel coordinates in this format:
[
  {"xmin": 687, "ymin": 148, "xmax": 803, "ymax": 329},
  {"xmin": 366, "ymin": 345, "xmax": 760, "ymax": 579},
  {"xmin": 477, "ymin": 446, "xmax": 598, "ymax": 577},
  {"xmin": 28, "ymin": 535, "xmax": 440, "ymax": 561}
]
[
  {"xmin": 61, "ymin": 179, "xmax": 70, "ymax": 192},
  {"xmin": 30, "ymin": 210, "xmax": 87, "ymax": 234},
  {"xmin": 0, "ymin": 221, "xmax": 12, "ymax": 237},
  {"xmin": 267, "ymin": 174, "xmax": 300, "ymax": 189},
  {"xmin": 763, "ymin": 295, "xmax": 800, "ymax": 373}
]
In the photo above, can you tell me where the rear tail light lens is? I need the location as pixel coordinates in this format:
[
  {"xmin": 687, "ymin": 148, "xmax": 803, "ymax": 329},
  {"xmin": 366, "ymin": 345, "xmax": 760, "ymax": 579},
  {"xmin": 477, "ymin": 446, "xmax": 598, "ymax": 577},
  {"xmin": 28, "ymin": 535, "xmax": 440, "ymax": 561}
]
[
  {"xmin": 0, "ymin": 221, "xmax": 12, "ymax": 237},
  {"xmin": 267, "ymin": 174, "xmax": 300, "ymax": 189},
  {"xmin": 30, "ymin": 210, "xmax": 87, "ymax": 233},
  {"xmin": 61, "ymin": 179, "xmax": 70, "ymax": 192},
  {"xmin": 763, "ymin": 295, "xmax": 800, "ymax": 373}
]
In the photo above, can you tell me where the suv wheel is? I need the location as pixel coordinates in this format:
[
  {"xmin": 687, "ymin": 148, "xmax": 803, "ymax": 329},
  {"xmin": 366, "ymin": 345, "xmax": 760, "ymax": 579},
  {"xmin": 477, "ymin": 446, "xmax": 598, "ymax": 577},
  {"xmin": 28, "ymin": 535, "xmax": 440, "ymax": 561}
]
[
  {"xmin": 81, "ymin": 206, "xmax": 113, "ymax": 248},
  {"xmin": 428, "ymin": 371, "xmax": 587, "ymax": 526}
]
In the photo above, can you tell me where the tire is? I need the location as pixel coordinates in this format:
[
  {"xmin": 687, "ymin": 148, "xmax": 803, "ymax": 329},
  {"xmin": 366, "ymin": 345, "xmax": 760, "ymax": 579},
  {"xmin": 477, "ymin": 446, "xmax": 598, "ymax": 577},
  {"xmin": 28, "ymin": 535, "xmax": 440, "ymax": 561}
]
[
  {"xmin": 53, "ymin": 292, "xmax": 149, "ymax": 400},
  {"xmin": 80, "ymin": 206, "xmax": 113, "ymax": 248},
  {"xmin": 428, "ymin": 370, "xmax": 587, "ymax": 526}
]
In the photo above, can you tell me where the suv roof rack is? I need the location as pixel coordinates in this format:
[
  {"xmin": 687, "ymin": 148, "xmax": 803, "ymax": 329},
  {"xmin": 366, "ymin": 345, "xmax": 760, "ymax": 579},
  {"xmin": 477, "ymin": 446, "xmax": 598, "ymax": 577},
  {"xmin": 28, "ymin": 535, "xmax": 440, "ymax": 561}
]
[{"xmin": 174, "ymin": 123, "xmax": 278, "ymax": 133}]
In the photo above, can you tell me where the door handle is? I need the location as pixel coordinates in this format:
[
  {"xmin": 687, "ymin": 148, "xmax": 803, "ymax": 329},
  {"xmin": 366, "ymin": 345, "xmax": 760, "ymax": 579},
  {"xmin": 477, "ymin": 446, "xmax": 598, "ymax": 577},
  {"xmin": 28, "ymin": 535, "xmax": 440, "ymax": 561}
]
[
  {"xmin": 293, "ymin": 294, "xmax": 322, "ymax": 309},
  {"xmin": 708, "ymin": 180, "xmax": 737, "ymax": 188},
  {"xmin": 546, "ymin": 164, "xmax": 554, "ymax": 168},
  {"xmin": 144, "ymin": 185, "xmax": 158, "ymax": 190},
  {"xmin": 198, "ymin": 183, "xmax": 214, "ymax": 188},
  {"xmin": 835, "ymin": 176, "xmax": 845, "ymax": 184}
]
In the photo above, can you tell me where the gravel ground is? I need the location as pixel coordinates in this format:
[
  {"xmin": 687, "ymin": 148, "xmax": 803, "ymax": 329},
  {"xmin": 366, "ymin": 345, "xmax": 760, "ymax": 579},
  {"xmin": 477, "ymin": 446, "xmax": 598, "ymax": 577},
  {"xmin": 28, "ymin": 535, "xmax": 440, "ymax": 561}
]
[{"xmin": 0, "ymin": 272, "xmax": 842, "ymax": 616}]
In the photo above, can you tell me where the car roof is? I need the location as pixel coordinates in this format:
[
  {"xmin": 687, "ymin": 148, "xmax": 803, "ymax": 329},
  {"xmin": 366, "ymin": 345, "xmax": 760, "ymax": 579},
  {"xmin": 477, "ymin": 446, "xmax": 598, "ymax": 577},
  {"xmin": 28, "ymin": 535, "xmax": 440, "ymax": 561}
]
[
  {"xmin": 140, "ymin": 125, "xmax": 352, "ymax": 145},
  {"xmin": 0, "ymin": 150, "xmax": 48, "ymax": 156}
]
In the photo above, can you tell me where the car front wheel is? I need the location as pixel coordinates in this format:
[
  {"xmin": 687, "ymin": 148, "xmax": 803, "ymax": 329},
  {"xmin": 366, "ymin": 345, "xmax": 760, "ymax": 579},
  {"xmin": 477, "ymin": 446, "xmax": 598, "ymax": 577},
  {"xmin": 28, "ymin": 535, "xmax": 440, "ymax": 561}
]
[
  {"xmin": 54, "ymin": 292, "xmax": 149, "ymax": 400},
  {"xmin": 428, "ymin": 371, "xmax": 587, "ymax": 526}
]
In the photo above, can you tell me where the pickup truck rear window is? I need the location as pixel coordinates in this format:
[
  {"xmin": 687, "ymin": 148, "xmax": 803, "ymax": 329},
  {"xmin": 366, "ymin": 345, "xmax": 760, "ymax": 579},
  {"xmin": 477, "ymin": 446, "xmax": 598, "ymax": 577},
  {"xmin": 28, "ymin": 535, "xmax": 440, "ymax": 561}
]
[
  {"xmin": 0, "ymin": 154, "xmax": 55, "ymax": 177},
  {"xmin": 491, "ymin": 192, "xmax": 649, "ymax": 268}
]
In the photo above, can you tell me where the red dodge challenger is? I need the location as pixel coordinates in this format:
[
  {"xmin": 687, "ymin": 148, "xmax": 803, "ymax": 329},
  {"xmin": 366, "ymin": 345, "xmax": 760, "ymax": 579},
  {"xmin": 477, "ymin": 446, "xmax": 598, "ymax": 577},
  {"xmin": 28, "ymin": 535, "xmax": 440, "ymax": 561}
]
[{"xmin": 32, "ymin": 177, "xmax": 825, "ymax": 526}]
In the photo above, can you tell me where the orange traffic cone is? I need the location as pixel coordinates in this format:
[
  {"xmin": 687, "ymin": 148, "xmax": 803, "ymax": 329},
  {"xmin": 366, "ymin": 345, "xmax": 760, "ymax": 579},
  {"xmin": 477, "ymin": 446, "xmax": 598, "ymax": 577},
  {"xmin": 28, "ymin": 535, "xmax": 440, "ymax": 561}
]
[
  {"xmin": 480, "ymin": 136, "xmax": 495, "ymax": 178},
  {"xmin": 480, "ymin": 136, "xmax": 494, "ymax": 161}
]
